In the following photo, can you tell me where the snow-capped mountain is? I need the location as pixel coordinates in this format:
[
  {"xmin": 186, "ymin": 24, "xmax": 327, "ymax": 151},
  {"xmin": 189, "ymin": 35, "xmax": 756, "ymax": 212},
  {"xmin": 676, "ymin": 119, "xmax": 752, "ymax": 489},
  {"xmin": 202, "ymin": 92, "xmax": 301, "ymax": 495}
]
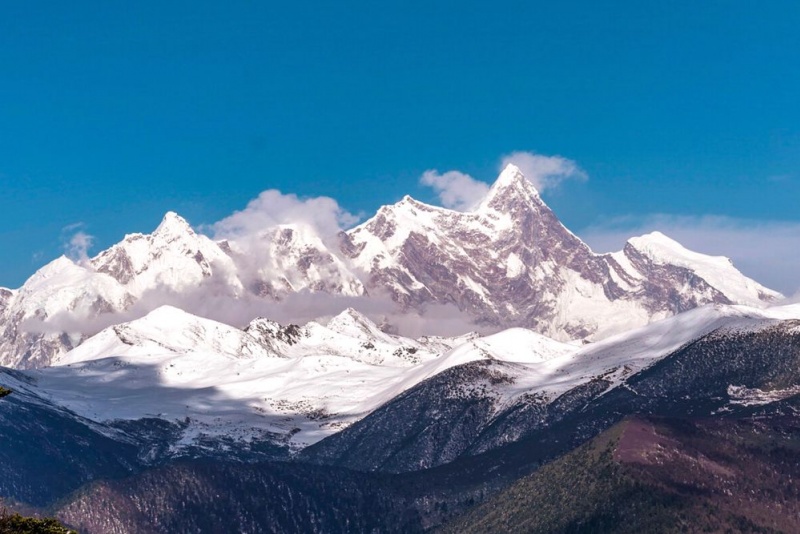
[
  {"xmin": 90, "ymin": 211, "xmax": 243, "ymax": 296},
  {"xmin": 0, "ymin": 164, "xmax": 781, "ymax": 369},
  {"xmin": 7, "ymin": 306, "xmax": 501, "ymax": 452},
  {"xmin": 222, "ymin": 224, "xmax": 365, "ymax": 298},
  {"xmin": 0, "ymin": 256, "xmax": 133, "ymax": 368},
  {"xmin": 0, "ymin": 215, "xmax": 364, "ymax": 368},
  {"xmin": 344, "ymin": 164, "xmax": 781, "ymax": 340}
]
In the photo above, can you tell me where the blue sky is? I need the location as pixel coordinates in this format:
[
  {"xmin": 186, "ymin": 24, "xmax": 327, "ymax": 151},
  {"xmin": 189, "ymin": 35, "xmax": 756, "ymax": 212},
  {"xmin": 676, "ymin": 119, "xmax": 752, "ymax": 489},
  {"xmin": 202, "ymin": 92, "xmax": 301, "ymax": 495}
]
[{"xmin": 1, "ymin": 2, "xmax": 799, "ymax": 293}]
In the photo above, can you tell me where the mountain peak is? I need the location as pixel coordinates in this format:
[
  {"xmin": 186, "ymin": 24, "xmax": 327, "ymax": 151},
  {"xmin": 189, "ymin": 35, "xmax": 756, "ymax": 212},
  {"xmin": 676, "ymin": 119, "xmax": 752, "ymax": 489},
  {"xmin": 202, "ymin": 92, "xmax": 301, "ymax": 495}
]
[
  {"xmin": 496, "ymin": 163, "xmax": 527, "ymax": 186},
  {"xmin": 627, "ymin": 231, "xmax": 709, "ymax": 263},
  {"xmin": 326, "ymin": 308, "xmax": 384, "ymax": 339},
  {"xmin": 625, "ymin": 231, "xmax": 783, "ymax": 305},
  {"xmin": 478, "ymin": 164, "xmax": 541, "ymax": 211},
  {"xmin": 626, "ymin": 230, "xmax": 738, "ymax": 273},
  {"xmin": 154, "ymin": 211, "xmax": 195, "ymax": 238}
]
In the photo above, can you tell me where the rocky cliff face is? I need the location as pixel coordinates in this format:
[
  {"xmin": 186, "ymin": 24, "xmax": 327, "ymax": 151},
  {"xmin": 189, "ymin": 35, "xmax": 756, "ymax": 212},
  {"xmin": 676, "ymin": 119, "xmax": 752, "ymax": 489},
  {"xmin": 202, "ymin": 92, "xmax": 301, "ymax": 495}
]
[{"xmin": 344, "ymin": 164, "xmax": 780, "ymax": 340}]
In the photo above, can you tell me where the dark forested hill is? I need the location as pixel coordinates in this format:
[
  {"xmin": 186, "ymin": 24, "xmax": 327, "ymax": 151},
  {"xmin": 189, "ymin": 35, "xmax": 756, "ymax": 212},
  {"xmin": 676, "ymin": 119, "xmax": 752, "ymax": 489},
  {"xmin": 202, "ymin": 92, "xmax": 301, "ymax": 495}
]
[{"xmin": 441, "ymin": 413, "xmax": 800, "ymax": 533}]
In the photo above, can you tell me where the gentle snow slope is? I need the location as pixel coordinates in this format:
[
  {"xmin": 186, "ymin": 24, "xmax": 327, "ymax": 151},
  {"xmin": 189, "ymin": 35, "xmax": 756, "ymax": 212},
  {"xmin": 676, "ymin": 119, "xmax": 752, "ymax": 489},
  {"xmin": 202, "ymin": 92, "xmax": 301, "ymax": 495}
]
[
  {"xmin": 27, "ymin": 306, "xmax": 572, "ymax": 449},
  {"xmin": 8, "ymin": 303, "xmax": 800, "ymax": 453}
]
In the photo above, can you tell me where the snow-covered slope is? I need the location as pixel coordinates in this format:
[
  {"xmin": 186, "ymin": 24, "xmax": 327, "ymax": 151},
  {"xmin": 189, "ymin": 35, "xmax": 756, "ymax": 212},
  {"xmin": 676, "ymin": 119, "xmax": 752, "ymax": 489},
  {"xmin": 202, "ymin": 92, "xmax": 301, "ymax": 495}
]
[
  {"xmin": 300, "ymin": 302, "xmax": 800, "ymax": 472},
  {"xmin": 377, "ymin": 327, "xmax": 577, "ymax": 404},
  {"xmin": 0, "ymin": 165, "xmax": 782, "ymax": 369},
  {"xmin": 395, "ymin": 302, "xmax": 800, "ymax": 423},
  {"xmin": 0, "ymin": 257, "xmax": 133, "ymax": 368},
  {"xmin": 4, "ymin": 303, "xmax": 799, "ymax": 463},
  {"xmin": 20, "ymin": 306, "xmax": 518, "ymax": 451},
  {"xmin": 55, "ymin": 306, "xmax": 277, "ymax": 365}
]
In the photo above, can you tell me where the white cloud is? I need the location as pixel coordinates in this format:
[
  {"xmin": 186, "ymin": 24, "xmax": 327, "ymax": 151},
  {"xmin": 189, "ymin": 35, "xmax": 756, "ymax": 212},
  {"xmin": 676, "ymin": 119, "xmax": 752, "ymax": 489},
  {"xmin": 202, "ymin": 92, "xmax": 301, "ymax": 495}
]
[
  {"xmin": 500, "ymin": 151, "xmax": 587, "ymax": 193},
  {"xmin": 202, "ymin": 189, "xmax": 362, "ymax": 297},
  {"xmin": 22, "ymin": 280, "xmax": 490, "ymax": 339},
  {"xmin": 62, "ymin": 224, "xmax": 94, "ymax": 265},
  {"xmin": 579, "ymin": 214, "xmax": 800, "ymax": 296},
  {"xmin": 419, "ymin": 151, "xmax": 587, "ymax": 210},
  {"xmin": 210, "ymin": 189, "xmax": 359, "ymax": 241},
  {"xmin": 419, "ymin": 169, "xmax": 490, "ymax": 211}
]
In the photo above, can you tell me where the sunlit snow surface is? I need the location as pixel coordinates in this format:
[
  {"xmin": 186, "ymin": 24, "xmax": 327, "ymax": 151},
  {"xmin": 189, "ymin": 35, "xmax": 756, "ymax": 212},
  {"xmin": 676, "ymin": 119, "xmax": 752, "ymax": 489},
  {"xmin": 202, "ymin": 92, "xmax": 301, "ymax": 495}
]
[
  {"xmin": 4, "ymin": 303, "xmax": 800, "ymax": 452},
  {"xmin": 1, "ymin": 166, "xmax": 783, "ymax": 370}
]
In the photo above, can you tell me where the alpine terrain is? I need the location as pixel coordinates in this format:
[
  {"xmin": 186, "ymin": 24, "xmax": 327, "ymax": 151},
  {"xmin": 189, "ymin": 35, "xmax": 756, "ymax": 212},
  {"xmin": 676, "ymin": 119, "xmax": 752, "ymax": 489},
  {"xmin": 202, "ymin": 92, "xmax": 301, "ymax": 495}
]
[
  {"xmin": 0, "ymin": 165, "xmax": 796, "ymax": 533},
  {"xmin": 0, "ymin": 165, "xmax": 780, "ymax": 370}
]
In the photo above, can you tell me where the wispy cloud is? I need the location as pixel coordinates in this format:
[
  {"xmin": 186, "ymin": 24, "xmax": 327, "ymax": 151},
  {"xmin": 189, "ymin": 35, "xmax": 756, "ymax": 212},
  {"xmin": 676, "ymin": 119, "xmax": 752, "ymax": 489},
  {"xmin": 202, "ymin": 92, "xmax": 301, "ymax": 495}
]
[
  {"xmin": 210, "ymin": 189, "xmax": 359, "ymax": 241},
  {"xmin": 579, "ymin": 214, "xmax": 800, "ymax": 296},
  {"xmin": 420, "ymin": 151, "xmax": 587, "ymax": 211},
  {"xmin": 200, "ymin": 188, "xmax": 363, "ymax": 300},
  {"xmin": 419, "ymin": 170, "xmax": 490, "ymax": 211},
  {"xmin": 21, "ymin": 279, "xmax": 491, "ymax": 339},
  {"xmin": 61, "ymin": 223, "xmax": 94, "ymax": 265},
  {"xmin": 500, "ymin": 151, "xmax": 587, "ymax": 193}
]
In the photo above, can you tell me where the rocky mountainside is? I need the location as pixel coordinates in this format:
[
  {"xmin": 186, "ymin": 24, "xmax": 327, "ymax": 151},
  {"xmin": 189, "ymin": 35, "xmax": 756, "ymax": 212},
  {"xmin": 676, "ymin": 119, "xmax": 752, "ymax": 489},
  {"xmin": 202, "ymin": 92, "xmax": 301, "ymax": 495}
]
[
  {"xmin": 48, "ymin": 411, "xmax": 800, "ymax": 533},
  {"xmin": 0, "ymin": 373, "xmax": 144, "ymax": 507},
  {"xmin": 344, "ymin": 164, "xmax": 780, "ymax": 340},
  {"xmin": 0, "ymin": 165, "xmax": 781, "ymax": 369},
  {"xmin": 301, "ymin": 303, "xmax": 800, "ymax": 473}
]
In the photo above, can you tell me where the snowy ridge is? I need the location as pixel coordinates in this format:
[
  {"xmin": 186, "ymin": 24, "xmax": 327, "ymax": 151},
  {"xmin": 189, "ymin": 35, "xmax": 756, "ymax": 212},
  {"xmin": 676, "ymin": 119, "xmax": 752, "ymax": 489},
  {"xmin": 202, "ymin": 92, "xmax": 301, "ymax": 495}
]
[
  {"xmin": 387, "ymin": 303, "xmax": 800, "ymax": 430},
  {"xmin": 0, "ymin": 165, "xmax": 784, "ymax": 369},
  {"xmin": 6, "ymin": 302, "xmax": 799, "ymax": 456},
  {"xmin": 344, "ymin": 164, "xmax": 782, "ymax": 342},
  {"xmin": 91, "ymin": 211, "xmax": 244, "ymax": 298},
  {"xmin": 23, "ymin": 306, "xmax": 487, "ymax": 450},
  {"xmin": 0, "ymin": 213, "xmax": 365, "ymax": 368},
  {"xmin": 623, "ymin": 231, "xmax": 780, "ymax": 307},
  {"xmin": 55, "ymin": 306, "xmax": 278, "ymax": 365}
]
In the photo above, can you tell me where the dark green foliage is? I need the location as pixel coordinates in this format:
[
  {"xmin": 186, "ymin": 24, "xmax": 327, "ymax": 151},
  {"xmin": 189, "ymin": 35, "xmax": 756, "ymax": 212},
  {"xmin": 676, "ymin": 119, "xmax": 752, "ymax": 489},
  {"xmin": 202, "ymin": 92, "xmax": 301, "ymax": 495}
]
[
  {"xmin": 0, "ymin": 388, "xmax": 11, "ymax": 399},
  {"xmin": 0, "ymin": 509, "xmax": 75, "ymax": 534}
]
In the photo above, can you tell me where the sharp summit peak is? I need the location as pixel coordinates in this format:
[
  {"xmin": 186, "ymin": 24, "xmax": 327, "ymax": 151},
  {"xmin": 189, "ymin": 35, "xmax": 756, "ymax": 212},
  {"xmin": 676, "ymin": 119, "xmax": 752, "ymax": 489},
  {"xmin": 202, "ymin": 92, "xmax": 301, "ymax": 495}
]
[
  {"xmin": 477, "ymin": 163, "xmax": 541, "ymax": 211},
  {"xmin": 154, "ymin": 211, "xmax": 194, "ymax": 235},
  {"xmin": 492, "ymin": 163, "xmax": 537, "ymax": 192}
]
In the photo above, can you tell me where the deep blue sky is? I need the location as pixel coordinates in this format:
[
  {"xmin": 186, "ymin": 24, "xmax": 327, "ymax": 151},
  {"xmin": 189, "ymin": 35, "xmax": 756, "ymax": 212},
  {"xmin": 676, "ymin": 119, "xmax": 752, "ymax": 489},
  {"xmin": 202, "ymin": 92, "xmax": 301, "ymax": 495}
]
[{"xmin": 2, "ymin": 1, "xmax": 799, "ymax": 291}]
